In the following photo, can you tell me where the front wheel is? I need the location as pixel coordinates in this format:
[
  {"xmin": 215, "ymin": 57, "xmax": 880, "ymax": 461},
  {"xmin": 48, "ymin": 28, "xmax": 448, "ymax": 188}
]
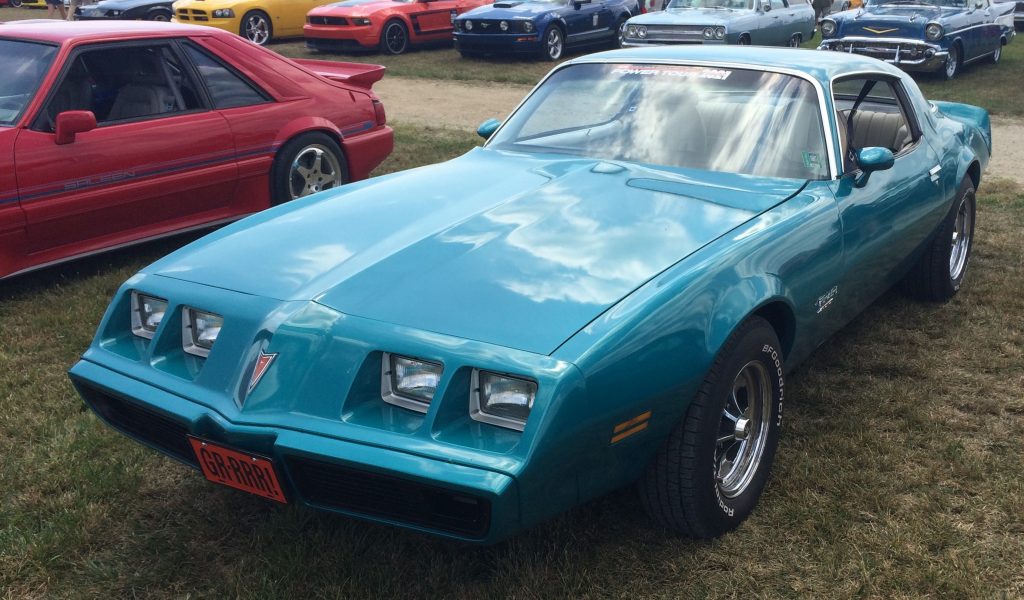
[
  {"xmin": 379, "ymin": 19, "xmax": 409, "ymax": 55},
  {"xmin": 271, "ymin": 132, "xmax": 348, "ymax": 205},
  {"xmin": 639, "ymin": 316, "xmax": 784, "ymax": 538},
  {"xmin": 942, "ymin": 43, "xmax": 961, "ymax": 80},
  {"xmin": 614, "ymin": 17, "xmax": 628, "ymax": 48},
  {"xmin": 240, "ymin": 10, "xmax": 272, "ymax": 45},
  {"xmin": 787, "ymin": 33, "xmax": 802, "ymax": 47},
  {"xmin": 738, "ymin": 34, "xmax": 751, "ymax": 45},
  {"xmin": 903, "ymin": 179, "xmax": 976, "ymax": 302},
  {"xmin": 541, "ymin": 25, "xmax": 564, "ymax": 60},
  {"xmin": 990, "ymin": 43, "xmax": 1001, "ymax": 64},
  {"xmin": 146, "ymin": 8, "xmax": 171, "ymax": 21},
  {"xmin": 10, "ymin": 0, "xmax": 23, "ymax": 6}
]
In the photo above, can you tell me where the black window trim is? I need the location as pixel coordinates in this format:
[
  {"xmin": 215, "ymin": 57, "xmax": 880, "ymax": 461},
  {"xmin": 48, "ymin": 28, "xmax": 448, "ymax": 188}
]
[
  {"xmin": 175, "ymin": 39, "xmax": 273, "ymax": 110},
  {"xmin": 832, "ymin": 73, "xmax": 923, "ymax": 176}
]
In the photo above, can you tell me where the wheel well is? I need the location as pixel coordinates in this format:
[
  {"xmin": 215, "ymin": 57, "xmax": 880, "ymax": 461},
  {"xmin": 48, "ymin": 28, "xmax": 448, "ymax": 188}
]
[
  {"xmin": 752, "ymin": 301, "xmax": 795, "ymax": 360},
  {"xmin": 739, "ymin": 33, "xmax": 751, "ymax": 42},
  {"xmin": 966, "ymin": 160, "xmax": 980, "ymax": 190}
]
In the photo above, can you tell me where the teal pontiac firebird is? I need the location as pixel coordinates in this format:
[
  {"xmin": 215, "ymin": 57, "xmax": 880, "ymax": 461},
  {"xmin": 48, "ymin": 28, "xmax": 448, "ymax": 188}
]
[{"xmin": 70, "ymin": 46, "xmax": 990, "ymax": 543}]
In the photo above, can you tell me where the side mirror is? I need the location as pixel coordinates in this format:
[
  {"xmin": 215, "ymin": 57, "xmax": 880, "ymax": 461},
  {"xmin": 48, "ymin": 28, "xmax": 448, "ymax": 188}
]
[
  {"xmin": 572, "ymin": 0, "xmax": 591, "ymax": 7},
  {"xmin": 853, "ymin": 147, "xmax": 894, "ymax": 187},
  {"xmin": 54, "ymin": 110, "xmax": 97, "ymax": 145},
  {"xmin": 477, "ymin": 118, "xmax": 501, "ymax": 139}
]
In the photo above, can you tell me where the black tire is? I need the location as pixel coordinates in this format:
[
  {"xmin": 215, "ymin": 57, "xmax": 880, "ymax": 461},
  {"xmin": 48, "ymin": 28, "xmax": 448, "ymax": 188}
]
[
  {"xmin": 240, "ymin": 10, "xmax": 272, "ymax": 45},
  {"xmin": 614, "ymin": 17, "xmax": 628, "ymax": 48},
  {"xmin": 990, "ymin": 42, "xmax": 1002, "ymax": 64},
  {"xmin": 787, "ymin": 33, "xmax": 802, "ymax": 47},
  {"xmin": 540, "ymin": 25, "xmax": 564, "ymax": 60},
  {"xmin": 379, "ymin": 19, "xmax": 409, "ymax": 55},
  {"xmin": 145, "ymin": 8, "xmax": 171, "ymax": 21},
  {"xmin": 270, "ymin": 132, "xmax": 348, "ymax": 205},
  {"xmin": 942, "ymin": 43, "xmax": 961, "ymax": 80},
  {"xmin": 10, "ymin": 0, "xmax": 23, "ymax": 6},
  {"xmin": 639, "ymin": 316, "xmax": 784, "ymax": 538},
  {"xmin": 903, "ymin": 178, "xmax": 976, "ymax": 302},
  {"xmin": 738, "ymin": 34, "xmax": 751, "ymax": 45}
]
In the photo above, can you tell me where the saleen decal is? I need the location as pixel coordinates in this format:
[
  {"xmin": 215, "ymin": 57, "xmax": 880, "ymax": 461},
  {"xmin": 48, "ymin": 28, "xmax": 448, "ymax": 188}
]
[{"xmin": 64, "ymin": 169, "xmax": 137, "ymax": 191}]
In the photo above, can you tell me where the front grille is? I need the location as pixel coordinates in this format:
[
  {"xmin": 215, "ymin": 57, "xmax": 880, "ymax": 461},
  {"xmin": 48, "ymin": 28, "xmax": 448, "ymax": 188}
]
[
  {"xmin": 286, "ymin": 456, "xmax": 491, "ymax": 538},
  {"xmin": 643, "ymin": 24, "xmax": 705, "ymax": 41},
  {"xmin": 78, "ymin": 383, "xmax": 197, "ymax": 467},
  {"xmin": 461, "ymin": 19, "xmax": 524, "ymax": 34},
  {"xmin": 833, "ymin": 41, "xmax": 926, "ymax": 60},
  {"xmin": 308, "ymin": 15, "xmax": 347, "ymax": 25},
  {"xmin": 176, "ymin": 8, "xmax": 207, "ymax": 20}
]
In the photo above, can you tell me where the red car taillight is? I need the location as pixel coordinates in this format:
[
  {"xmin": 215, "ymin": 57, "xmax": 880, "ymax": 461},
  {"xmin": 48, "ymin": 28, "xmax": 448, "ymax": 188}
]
[{"xmin": 372, "ymin": 99, "xmax": 386, "ymax": 126}]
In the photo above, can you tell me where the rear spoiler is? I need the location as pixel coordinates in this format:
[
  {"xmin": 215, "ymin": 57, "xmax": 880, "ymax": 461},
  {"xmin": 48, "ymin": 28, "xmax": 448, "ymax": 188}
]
[{"xmin": 293, "ymin": 59, "xmax": 386, "ymax": 90}]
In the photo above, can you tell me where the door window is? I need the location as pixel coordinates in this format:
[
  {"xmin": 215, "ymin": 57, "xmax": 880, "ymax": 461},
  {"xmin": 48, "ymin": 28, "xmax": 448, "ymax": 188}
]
[
  {"xmin": 36, "ymin": 44, "xmax": 202, "ymax": 131},
  {"xmin": 770, "ymin": 0, "xmax": 786, "ymax": 8},
  {"xmin": 832, "ymin": 77, "xmax": 918, "ymax": 169},
  {"xmin": 181, "ymin": 43, "xmax": 269, "ymax": 110}
]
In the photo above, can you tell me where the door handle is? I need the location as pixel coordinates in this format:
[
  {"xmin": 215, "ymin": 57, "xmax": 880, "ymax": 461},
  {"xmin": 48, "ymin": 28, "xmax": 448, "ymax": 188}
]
[{"xmin": 929, "ymin": 164, "xmax": 941, "ymax": 183}]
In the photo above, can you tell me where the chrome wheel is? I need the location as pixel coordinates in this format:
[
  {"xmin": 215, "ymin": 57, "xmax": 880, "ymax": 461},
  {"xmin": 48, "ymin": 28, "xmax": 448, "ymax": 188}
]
[
  {"xmin": 382, "ymin": 21, "xmax": 408, "ymax": 54},
  {"xmin": 949, "ymin": 194, "xmax": 973, "ymax": 281},
  {"xmin": 716, "ymin": 361, "xmax": 772, "ymax": 498},
  {"xmin": 243, "ymin": 13, "xmax": 271, "ymax": 45},
  {"xmin": 546, "ymin": 27, "xmax": 563, "ymax": 60},
  {"xmin": 616, "ymin": 20, "xmax": 628, "ymax": 47},
  {"xmin": 150, "ymin": 12, "xmax": 170, "ymax": 21},
  {"xmin": 289, "ymin": 144, "xmax": 343, "ymax": 200},
  {"xmin": 944, "ymin": 45, "xmax": 959, "ymax": 79},
  {"xmin": 991, "ymin": 44, "xmax": 1001, "ymax": 63}
]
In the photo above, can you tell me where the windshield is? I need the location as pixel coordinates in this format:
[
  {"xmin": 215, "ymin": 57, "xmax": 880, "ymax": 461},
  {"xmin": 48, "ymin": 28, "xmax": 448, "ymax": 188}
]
[
  {"xmin": 0, "ymin": 40, "xmax": 58, "ymax": 127},
  {"xmin": 667, "ymin": 0, "xmax": 753, "ymax": 8},
  {"xmin": 489, "ymin": 63, "xmax": 829, "ymax": 180}
]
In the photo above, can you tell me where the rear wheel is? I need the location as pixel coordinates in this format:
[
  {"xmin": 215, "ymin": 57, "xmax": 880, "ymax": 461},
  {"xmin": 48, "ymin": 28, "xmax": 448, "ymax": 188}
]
[
  {"xmin": 271, "ymin": 132, "xmax": 348, "ymax": 205},
  {"xmin": 738, "ymin": 33, "xmax": 751, "ymax": 45},
  {"xmin": 240, "ymin": 10, "xmax": 272, "ymax": 45},
  {"xmin": 990, "ymin": 42, "xmax": 1001, "ymax": 64},
  {"xmin": 943, "ymin": 43, "xmax": 961, "ymax": 80},
  {"xmin": 903, "ymin": 179, "xmax": 976, "ymax": 302},
  {"xmin": 146, "ymin": 8, "xmax": 171, "ymax": 20},
  {"xmin": 541, "ymin": 25, "xmax": 564, "ymax": 60},
  {"xmin": 787, "ymin": 33, "xmax": 802, "ymax": 47},
  {"xmin": 639, "ymin": 317, "xmax": 784, "ymax": 538},
  {"xmin": 10, "ymin": 0, "xmax": 23, "ymax": 6},
  {"xmin": 379, "ymin": 19, "xmax": 409, "ymax": 55}
]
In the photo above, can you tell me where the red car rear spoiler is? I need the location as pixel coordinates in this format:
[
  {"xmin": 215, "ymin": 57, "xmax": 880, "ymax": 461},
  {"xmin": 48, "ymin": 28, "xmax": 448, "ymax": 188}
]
[{"xmin": 293, "ymin": 59, "xmax": 386, "ymax": 90}]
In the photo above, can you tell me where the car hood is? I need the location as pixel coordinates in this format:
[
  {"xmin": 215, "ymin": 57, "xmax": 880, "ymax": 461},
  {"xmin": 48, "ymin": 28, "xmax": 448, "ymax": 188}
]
[
  {"xmin": 628, "ymin": 7, "xmax": 743, "ymax": 25},
  {"xmin": 835, "ymin": 5, "xmax": 950, "ymax": 38},
  {"xmin": 313, "ymin": 0, "xmax": 404, "ymax": 15},
  {"xmin": 147, "ymin": 148, "xmax": 805, "ymax": 355},
  {"xmin": 459, "ymin": 2, "xmax": 560, "ymax": 19}
]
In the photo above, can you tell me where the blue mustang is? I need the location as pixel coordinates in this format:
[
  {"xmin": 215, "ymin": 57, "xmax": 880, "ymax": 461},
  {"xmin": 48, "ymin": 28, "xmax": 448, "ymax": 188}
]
[
  {"xmin": 818, "ymin": 0, "xmax": 1015, "ymax": 79},
  {"xmin": 453, "ymin": 0, "xmax": 641, "ymax": 59},
  {"xmin": 71, "ymin": 46, "xmax": 990, "ymax": 543}
]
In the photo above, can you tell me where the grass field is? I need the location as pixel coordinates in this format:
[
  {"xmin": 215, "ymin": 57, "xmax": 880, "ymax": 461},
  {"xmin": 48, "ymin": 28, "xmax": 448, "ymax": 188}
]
[{"xmin": 2, "ymin": 8, "xmax": 1024, "ymax": 598}]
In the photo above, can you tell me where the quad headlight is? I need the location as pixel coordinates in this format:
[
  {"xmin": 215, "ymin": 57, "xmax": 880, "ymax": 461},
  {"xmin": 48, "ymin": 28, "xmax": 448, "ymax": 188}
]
[
  {"xmin": 821, "ymin": 18, "xmax": 836, "ymax": 37},
  {"xmin": 715, "ymin": 26, "xmax": 726, "ymax": 39},
  {"xmin": 470, "ymin": 370, "xmax": 537, "ymax": 431},
  {"xmin": 130, "ymin": 292, "xmax": 167, "ymax": 339},
  {"xmin": 925, "ymin": 22, "xmax": 943, "ymax": 41},
  {"xmin": 703, "ymin": 26, "xmax": 714, "ymax": 39},
  {"xmin": 182, "ymin": 308, "xmax": 223, "ymax": 358},
  {"xmin": 382, "ymin": 353, "xmax": 443, "ymax": 412},
  {"xmin": 351, "ymin": 17, "xmax": 371, "ymax": 25},
  {"xmin": 637, "ymin": 24, "xmax": 647, "ymax": 38},
  {"xmin": 212, "ymin": 8, "xmax": 233, "ymax": 17}
]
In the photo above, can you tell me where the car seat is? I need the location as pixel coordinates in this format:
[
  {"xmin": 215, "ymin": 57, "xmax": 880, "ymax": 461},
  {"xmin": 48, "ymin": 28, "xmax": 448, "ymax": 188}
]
[{"xmin": 107, "ymin": 52, "xmax": 178, "ymax": 122}]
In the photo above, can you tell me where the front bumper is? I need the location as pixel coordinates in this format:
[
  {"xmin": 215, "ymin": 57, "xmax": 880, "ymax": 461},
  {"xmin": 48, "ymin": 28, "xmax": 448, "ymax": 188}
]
[
  {"xmin": 818, "ymin": 36, "xmax": 947, "ymax": 71},
  {"xmin": 172, "ymin": 8, "xmax": 239, "ymax": 33},
  {"xmin": 70, "ymin": 358, "xmax": 519, "ymax": 542},
  {"xmin": 303, "ymin": 24, "xmax": 379, "ymax": 51},
  {"xmin": 453, "ymin": 32, "xmax": 543, "ymax": 56}
]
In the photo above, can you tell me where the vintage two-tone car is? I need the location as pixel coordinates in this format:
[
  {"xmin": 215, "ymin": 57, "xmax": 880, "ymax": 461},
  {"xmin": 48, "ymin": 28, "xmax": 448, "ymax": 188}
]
[
  {"xmin": 71, "ymin": 46, "xmax": 990, "ymax": 543},
  {"xmin": 0, "ymin": 21, "xmax": 392, "ymax": 280},
  {"xmin": 304, "ymin": 0, "xmax": 492, "ymax": 55},
  {"xmin": 819, "ymin": 0, "xmax": 1014, "ymax": 79},
  {"xmin": 622, "ymin": 0, "xmax": 816, "ymax": 47},
  {"xmin": 75, "ymin": 0, "xmax": 174, "ymax": 21},
  {"xmin": 453, "ymin": 0, "xmax": 641, "ymax": 60}
]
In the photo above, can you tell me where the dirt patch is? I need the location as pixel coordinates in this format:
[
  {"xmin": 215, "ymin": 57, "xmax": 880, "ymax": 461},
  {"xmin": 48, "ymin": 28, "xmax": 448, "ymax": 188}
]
[{"xmin": 376, "ymin": 76, "xmax": 1022, "ymax": 185}]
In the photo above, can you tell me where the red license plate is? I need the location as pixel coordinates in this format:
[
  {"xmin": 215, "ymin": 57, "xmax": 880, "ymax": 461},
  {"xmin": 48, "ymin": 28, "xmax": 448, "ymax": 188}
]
[{"xmin": 189, "ymin": 437, "xmax": 287, "ymax": 504}]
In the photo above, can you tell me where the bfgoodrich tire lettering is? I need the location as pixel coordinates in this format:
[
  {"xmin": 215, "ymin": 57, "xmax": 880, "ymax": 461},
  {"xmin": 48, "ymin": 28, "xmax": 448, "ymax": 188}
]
[{"xmin": 639, "ymin": 316, "xmax": 784, "ymax": 538}]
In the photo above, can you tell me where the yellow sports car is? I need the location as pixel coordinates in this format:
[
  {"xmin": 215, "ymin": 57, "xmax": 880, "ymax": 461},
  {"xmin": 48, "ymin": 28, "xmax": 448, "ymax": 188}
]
[
  {"xmin": 171, "ymin": 0, "xmax": 324, "ymax": 44},
  {"xmin": 20, "ymin": 0, "xmax": 51, "ymax": 7}
]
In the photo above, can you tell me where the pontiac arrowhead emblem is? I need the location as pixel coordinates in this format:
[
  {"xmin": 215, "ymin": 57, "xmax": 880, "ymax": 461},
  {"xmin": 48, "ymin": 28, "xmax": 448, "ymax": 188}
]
[
  {"xmin": 248, "ymin": 351, "xmax": 277, "ymax": 392},
  {"xmin": 863, "ymin": 26, "xmax": 898, "ymax": 34}
]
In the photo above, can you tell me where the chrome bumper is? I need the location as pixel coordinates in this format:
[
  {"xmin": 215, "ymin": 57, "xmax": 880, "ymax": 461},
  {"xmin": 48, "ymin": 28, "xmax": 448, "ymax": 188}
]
[{"xmin": 818, "ymin": 36, "xmax": 948, "ymax": 71}]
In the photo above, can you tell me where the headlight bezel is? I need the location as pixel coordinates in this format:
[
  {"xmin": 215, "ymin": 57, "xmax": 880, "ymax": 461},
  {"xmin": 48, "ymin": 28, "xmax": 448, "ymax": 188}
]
[
  {"xmin": 351, "ymin": 16, "xmax": 371, "ymax": 25},
  {"xmin": 130, "ymin": 291, "xmax": 167, "ymax": 339},
  {"xmin": 464, "ymin": 19, "xmax": 473, "ymax": 30},
  {"xmin": 821, "ymin": 18, "xmax": 837, "ymax": 37},
  {"xmin": 211, "ymin": 8, "xmax": 234, "ymax": 17},
  {"xmin": 381, "ymin": 352, "xmax": 444, "ymax": 413},
  {"xmin": 522, "ymin": 20, "xmax": 534, "ymax": 33},
  {"xmin": 181, "ymin": 307, "xmax": 223, "ymax": 358},
  {"xmin": 925, "ymin": 22, "xmax": 943, "ymax": 41},
  {"xmin": 470, "ymin": 369, "xmax": 537, "ymax": 432}
]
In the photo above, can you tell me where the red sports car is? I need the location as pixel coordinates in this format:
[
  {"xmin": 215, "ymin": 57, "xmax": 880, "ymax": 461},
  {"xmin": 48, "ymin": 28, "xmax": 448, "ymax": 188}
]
[
  {"xmin": 0, "ymin": 21, "xmax": 393, "ymax": 280},
  {"xmin": 304, "ymin": 0, "xmax": 490, "ymax": 55}
]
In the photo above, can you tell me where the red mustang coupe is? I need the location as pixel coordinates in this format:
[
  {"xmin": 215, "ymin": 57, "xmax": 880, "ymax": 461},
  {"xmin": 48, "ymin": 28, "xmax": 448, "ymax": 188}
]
[
  {"xmin": 0, "ymin": 21, "xmax": 393, "ymax": 280},
  {"xmin": 304, "ymin": 0, "xmax": 490, "ymax": 55}
]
